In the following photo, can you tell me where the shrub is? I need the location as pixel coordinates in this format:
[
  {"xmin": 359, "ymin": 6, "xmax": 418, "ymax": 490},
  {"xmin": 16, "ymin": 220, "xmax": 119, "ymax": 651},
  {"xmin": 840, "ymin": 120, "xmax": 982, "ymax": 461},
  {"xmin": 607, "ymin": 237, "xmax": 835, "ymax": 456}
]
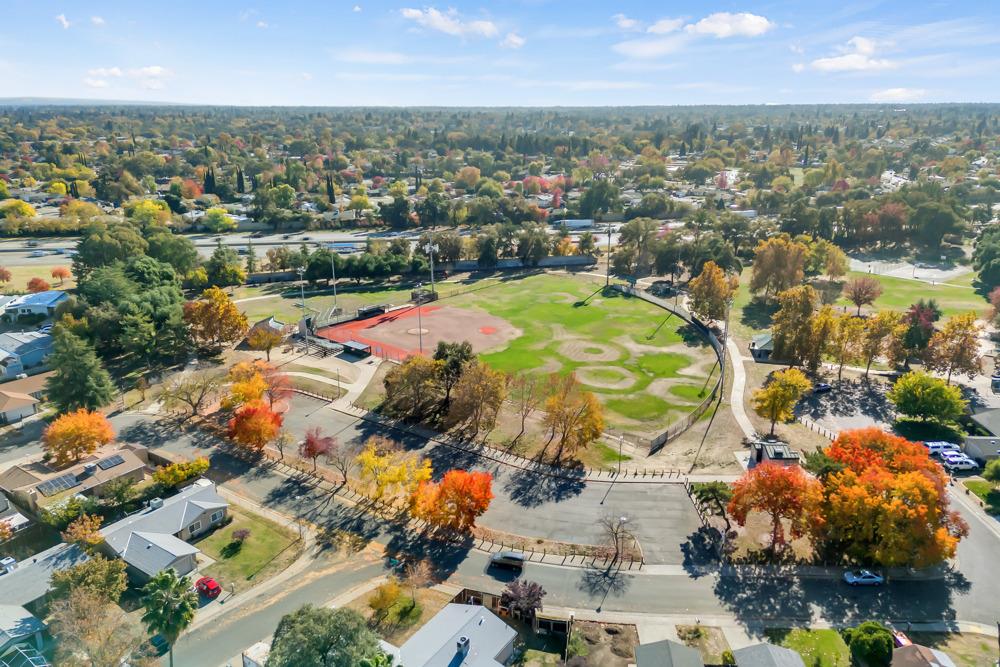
[
  {"xmin": 231, "ymin": 528, "xmax": 251, "ymax": 543},
  {"xmin": 152, "ymin": 457, "xmax": 209, "ymax": 489},
  {"xmin": 722, "ymin": 650, "xmax": 736, "ymax": 665},
  {"xmin": 842, "ymin": 621, "xmax": 893, "ymax": 667}
]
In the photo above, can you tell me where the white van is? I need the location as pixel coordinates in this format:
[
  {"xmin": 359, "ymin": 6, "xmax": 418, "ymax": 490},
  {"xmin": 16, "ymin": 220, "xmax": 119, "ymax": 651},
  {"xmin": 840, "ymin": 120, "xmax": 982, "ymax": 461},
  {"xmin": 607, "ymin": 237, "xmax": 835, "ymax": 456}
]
[{"xmin": 923, "ymin": 441, "xmax": 961, "ymax": 457}]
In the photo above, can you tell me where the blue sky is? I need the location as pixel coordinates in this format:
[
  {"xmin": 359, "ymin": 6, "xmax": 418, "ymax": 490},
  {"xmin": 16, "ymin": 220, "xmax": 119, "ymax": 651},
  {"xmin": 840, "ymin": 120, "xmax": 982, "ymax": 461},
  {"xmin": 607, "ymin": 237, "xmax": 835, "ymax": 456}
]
[{"xmin": 4, "ymin": 1, "xmax": 999, "ymax": 106}]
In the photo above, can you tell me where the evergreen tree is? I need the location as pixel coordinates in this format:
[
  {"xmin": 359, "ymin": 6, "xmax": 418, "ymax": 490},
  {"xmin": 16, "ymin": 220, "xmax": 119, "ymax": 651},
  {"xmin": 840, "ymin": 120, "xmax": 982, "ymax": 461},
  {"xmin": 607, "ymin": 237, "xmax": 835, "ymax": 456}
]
[
  {"xmin": 70, "ymin": 180, "xmax": 80, "ymax": 198},
  {"xmin": 326, "ymin": 174, "xmax": 336, "ymax": 202},
  {"xmin": 46, "ymin": 327, "xmax": 116, "ymax": 413},
  {"xmin": 236, "ymin": 167, "xmax": 245, "ymax": 194},
  {"xmin": 246, "ymin": 242, "xmax": 257, "ymax": 273}
]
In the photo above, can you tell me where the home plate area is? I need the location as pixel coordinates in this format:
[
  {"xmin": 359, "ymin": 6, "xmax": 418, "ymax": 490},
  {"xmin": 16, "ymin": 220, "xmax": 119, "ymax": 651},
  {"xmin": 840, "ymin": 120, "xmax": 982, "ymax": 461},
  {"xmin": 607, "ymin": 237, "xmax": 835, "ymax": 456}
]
[{"xmin": 315, "ymin": 304, "xmax": 519, "ymax": 359}]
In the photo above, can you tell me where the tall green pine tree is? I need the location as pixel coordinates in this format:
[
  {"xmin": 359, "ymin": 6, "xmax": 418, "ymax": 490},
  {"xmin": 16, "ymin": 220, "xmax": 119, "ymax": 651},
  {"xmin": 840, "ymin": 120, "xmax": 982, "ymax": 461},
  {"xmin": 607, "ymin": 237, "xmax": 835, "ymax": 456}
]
[
  {"xmin": 46, "ymin": 327, "xmax": 116, "ymax": 413},
  {"xmin": 236, "ymin": 167, "xmax": 245, "ymax": 194}
]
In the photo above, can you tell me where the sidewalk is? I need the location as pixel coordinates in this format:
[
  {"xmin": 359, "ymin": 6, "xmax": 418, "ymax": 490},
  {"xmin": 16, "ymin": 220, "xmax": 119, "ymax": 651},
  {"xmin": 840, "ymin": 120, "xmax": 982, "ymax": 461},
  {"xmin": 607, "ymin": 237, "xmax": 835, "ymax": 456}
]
[{"xmin": 725, "ymin": 337, "xmax": 755, "ymax": 440}]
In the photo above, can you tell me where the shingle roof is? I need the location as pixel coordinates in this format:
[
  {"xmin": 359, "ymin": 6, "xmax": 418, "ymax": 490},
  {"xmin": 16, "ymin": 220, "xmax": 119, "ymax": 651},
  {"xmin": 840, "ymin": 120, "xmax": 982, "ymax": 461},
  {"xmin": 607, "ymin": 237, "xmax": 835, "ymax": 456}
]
[
  {"xmin": 101, "ymin": 480, "xmax": 226, "ymax": 557},
  {"xmin": 119, "ymin": 531, "xmax": 199, "ymax": 578},
  {"xmin": 0, "ymin": 371, "xmax": 55, "ymax": 397},
  {"xmin": 0, "ymin": 543, "xmax": 89, "ymax": 607},
  {"xmin": 0, "ymin": 332, "xmax": 52, "ymax": 358},
  {"xmin": 891, "ymin": 644, "xmax": 958, "ymax": 667},
  {"xmin": 399, "ymin": 604, "xmax": 516, "ymax": 667},
  {"xmin": 0, "ymin": 605, "xmax": 45, "ymax": 648},
  {"xmin": 734, "ymin": 644, "xmax": 806, "ymax": 667},
  {"xmin": 0, "ymin": 391, "xmax": 37, "ymax": 412},
  {"xmin": 636, "ymin": 640, "xmax": 705, "ymax": 667}
]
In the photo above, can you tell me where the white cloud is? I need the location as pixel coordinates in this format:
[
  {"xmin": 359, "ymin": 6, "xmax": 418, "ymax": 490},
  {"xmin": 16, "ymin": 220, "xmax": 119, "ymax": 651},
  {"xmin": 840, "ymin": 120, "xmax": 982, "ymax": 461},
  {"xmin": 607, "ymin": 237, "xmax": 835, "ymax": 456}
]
[
  {"xmin": 256, "ymin": 20, "xmax": 268, "ymax": 29},
  {"xmin": 353, "ymin": 5, "xmax": 362, "ymax": 11},
  {"xmin": 871, "ymin": 87, "xmax": 926, "ymax": 102},
  {"xmin": 792, "ymin": 63, "xmax": 805, "ymax": 73},
  {"xmin": 90, "ymin": 16, "xmax": 105, "ymax": 26},
  {"xmin": 789, "ymin": 43, "xmax": 804, "ymax": 55},
  {"xmin": 647, "ymin": 18, "xmax": 683, "ymax": 34},
  {"xmin": 129, "ymin": 65, "xmax": 170, "ymax": 78},
  {"xmin": 613, "ymin": 14, "xmax": 641, "ymax": 31},
  {"xmin": 55, "ymin": 14, "xmax": 70, "ymax": 29},
  {"xmin": 809, "ymin": 36, "xmax": 895, "ymax": 72},
  {"xmin": 83, "ymin": 78, "xmax": 108, "ymax": 88},
  {"xmin": 500, "ymin": 32, "xmax": 525, "ymax": 49},
  {"xmin": 300, "ymin": 72, "xmax": 313, "ymax": 81},
  {"xmin": 684, "ymin": 12, "xmax": 774, "ymax": 38},
  {"xmin": 400, "ymin": 7, "xmax": 497, "ymax": 38},
  {"xmin": 88, "ymin": 67, "xmax": 123, "ymax": 77},
  {"xmin": 612, "ymin": 34, "xmax": 690, "ymax": 59}
]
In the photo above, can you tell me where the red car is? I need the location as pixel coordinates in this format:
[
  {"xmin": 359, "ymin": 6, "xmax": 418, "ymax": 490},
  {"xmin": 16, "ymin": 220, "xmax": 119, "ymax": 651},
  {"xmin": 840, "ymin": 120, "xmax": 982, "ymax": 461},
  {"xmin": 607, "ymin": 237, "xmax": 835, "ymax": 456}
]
[{"xmin": 195, "ymin": 576, "xmax": 222, "ymax": 599}]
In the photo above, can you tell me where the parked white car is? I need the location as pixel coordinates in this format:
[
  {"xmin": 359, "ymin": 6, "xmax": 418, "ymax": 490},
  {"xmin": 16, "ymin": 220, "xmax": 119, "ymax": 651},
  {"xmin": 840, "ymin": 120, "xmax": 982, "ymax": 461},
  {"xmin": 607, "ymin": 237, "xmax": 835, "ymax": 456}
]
[
  {"xmin": 924, "ymin": 441, "xmax": 961, "ymax": 457},
  {"xmin": 943, "ymin": 457, "xmax": 979, "ymax": 472},
  {"xmin": 843, "ymin": 569, "xmax": 884, "ymax": 586}
]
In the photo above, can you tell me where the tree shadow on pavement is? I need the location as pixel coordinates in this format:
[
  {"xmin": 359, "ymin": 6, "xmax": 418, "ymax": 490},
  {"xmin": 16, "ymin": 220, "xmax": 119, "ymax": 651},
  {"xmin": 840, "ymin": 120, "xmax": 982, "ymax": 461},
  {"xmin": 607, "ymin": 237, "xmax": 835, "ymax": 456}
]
[
  {"xmin": 680, "ymin": 526, "xmax": 721, "ymax": 578},
  {"xmin": 425, "ymin": 443, "xmax": 501, "ymax": 481},
  {"xmin": 502, "ymin": 465, "xmax": 585, "ymax": 508},
  {"xmin": 577, "ymin": 564, "xmax": 632, "ymax": 612},
  {"xmin": 798, "ymin": 378, "xmax": 894, "ymax": 425},
  {"xmin": 713, "ymin": 566, "xmax": 812, "ymax": 625},
  {"xmin": 382, "ymin": 522, "xmax": 473, "ymax": 581}
]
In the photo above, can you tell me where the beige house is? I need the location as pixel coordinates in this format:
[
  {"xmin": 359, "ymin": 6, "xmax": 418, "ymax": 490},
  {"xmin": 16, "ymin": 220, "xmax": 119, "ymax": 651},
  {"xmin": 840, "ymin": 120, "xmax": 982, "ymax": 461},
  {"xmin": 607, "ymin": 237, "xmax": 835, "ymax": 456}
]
[{"xmin": 0, "ymin": 445, "xmax": 148, "ymax": 513}]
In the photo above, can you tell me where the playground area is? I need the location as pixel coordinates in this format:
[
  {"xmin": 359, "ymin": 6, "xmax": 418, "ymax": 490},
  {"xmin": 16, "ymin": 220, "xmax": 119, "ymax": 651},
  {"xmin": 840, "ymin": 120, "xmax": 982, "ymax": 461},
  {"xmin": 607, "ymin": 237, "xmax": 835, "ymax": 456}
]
[{"xmin": 316, "ymin": 272, "xmax": 720, "ymax": 435}]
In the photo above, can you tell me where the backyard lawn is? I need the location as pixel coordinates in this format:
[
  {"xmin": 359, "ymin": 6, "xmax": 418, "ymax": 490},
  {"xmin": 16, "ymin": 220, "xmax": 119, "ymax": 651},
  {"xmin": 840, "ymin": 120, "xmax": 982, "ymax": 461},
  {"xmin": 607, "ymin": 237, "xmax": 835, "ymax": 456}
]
[
  {"xmin": 197, "ymin": 506, "xmax": 302, "ymax": 594},
  {"xmin": 963, "ymin": 480, "xmax": 1000, "ymax": 514},
  {"xmin": 765, "ymin": 628, "xmax": 850, "ymax": 667}
]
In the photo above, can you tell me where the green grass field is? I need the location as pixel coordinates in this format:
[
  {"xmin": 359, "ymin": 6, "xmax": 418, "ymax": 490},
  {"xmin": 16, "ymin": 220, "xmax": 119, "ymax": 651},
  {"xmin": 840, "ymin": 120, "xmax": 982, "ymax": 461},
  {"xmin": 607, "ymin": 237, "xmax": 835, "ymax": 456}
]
[
  {"xmin": 1, "ymin": 263, "xmax": 76, "ymax": 294},
  {"xmin": 765, "ymin": 629, "xmax": 850, "ymax": 667},
  {"xmin": 447, "ymin": 274, "xmax": 719, "ymax": 432},
  {"xmin": 732, "ymin": 267, "xmax": 988, "ymax": 341},
  {"xmin": 197, "ymin": 507, "xmax": 301, "ymax": 594}
]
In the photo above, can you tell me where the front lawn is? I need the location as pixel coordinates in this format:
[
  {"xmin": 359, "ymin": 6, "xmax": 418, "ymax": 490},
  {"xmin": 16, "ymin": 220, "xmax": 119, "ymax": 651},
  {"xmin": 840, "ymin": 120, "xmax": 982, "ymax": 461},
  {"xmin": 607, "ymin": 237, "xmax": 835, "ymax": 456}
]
[
  {"xmin": 907, "ymin": 631, "xmax": 1000, "ymax": 667},
  {"xmin": 963, "ymin": 480, "xmax": 1000, "ymax": 514},
  {"xmin": 197, "ymin": 506, "xmax": 302, "ymax": 594},
  {"xmin": 765, "ymin": 628, "xmax": 850, "ymax": 667}
]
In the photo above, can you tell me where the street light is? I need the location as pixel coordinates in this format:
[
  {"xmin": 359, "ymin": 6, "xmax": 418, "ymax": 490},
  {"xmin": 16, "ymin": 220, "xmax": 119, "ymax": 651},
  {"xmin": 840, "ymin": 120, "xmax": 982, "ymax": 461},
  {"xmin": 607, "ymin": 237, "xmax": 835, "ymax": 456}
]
[
  {"xmin": 328, "ymin": 248, "xmax": 338, "ymax": 311},
  {"xmin": 423, "ymin": 242, "xmax": 439, "ymax": 294},
  {"xmin": 416, "ymin": 282, "xmax": 424, "ymax": 354},
  {"xmin": 297, "ymin": 267, "xmax": 308, "ymax": 353}
]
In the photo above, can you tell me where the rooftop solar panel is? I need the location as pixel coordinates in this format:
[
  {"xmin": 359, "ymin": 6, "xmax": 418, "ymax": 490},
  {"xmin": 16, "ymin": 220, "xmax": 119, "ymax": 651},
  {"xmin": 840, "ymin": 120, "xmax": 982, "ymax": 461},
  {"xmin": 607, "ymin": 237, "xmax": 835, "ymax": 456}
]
[{"xmin": 96, "ymin": 454, "xmax": 125, "ymax": 470}]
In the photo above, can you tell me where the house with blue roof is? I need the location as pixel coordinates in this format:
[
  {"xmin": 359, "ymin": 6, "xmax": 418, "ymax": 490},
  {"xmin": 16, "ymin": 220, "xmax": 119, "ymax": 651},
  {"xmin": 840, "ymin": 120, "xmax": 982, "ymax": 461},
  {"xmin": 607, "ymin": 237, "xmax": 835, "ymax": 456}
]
[
  {"xmin": 0, "ymin": 333, "xmax": 53, "ymax": 380},
  {"xmin": 2, "ymin": 291, "xmax": 67, "ymax": 320}
]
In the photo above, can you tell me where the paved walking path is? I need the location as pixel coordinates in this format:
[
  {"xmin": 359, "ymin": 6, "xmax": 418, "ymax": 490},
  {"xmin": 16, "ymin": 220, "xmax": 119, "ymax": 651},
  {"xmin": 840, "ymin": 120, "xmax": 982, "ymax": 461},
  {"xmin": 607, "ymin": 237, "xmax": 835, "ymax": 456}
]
[{"xmin": 726, "ymin": 337, "xmax": 755, "ymax": 439}]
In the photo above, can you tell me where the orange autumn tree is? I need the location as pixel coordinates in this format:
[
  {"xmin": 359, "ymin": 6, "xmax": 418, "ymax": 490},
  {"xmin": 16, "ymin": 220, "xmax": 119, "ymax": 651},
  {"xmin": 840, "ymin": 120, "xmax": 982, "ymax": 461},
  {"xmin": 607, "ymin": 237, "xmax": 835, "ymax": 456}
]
[
  {"xmin": 728, "ymin": 462, "xmax": 824, "ymax": 551},
  {"xmin": 820, "ymin": 428, "xmax": 967, "ymax": 568},
  {"xmin": 43, "ymin": 409, "xmax": 115, "ymax": 467},
  {"xmin": 412, "ymin": 469, "xmax": 494, "ymax": 532},
  {"xmin": 27, "ymin": 277, "xmax": 51, "ymax": 293},
  {"xmin": 223, "ymin": 361, "xmax": 269, "ymax": 410},
  {"xmin": 227, "ymin": 400, "xmax": 283, "ymax": 451},
  {"xmin": 51, "ymin": 266, "xmax": 72, "ymax": 285}
]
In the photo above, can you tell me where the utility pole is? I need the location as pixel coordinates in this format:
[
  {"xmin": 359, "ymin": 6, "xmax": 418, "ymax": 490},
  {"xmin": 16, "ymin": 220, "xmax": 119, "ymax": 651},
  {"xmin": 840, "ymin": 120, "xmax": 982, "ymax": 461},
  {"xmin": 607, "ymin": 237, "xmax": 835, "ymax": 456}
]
[
  {"xmin": 416, "ymin": 282, "xmax": 424, "ymax": 354},
  {"xmin": 617, "ymin": 434, "xmax": 624, "ymax": 477},
  {"xmin": 719, "ymin": 296, "xmax": 732, "ymax": 399},
  {"xmin": 329, "ymin": 248, "xmax": 338, "ymax": 311}
]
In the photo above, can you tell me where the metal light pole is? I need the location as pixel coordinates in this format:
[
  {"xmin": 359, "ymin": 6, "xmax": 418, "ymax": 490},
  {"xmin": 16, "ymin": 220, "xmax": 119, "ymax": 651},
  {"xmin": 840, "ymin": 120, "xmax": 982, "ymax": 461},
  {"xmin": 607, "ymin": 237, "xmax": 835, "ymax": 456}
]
[
  {"xmin": 329, "ymin": 249, "xmax": 338, "ymax": 311},
  {"xmin": 606, "ymin": 222, "xmax": 612, "ymax": 287},
  {"xmin": 416, "ymin": 282, "xmax": 424, "ymax": 354},
  {"xmin": 719, "ymin": 296, "xmax": 733, "ymax": 397},
  {"xmin": 617, "ymin": 435, "xmax": 624, "ymax": 477},
  {"xmin": 423, "ymin": 242, "xmax": 439, "ymax": 294},
  {"xmin": 298, "ymin": 267, "xmax": 308, "ymax": 353}
]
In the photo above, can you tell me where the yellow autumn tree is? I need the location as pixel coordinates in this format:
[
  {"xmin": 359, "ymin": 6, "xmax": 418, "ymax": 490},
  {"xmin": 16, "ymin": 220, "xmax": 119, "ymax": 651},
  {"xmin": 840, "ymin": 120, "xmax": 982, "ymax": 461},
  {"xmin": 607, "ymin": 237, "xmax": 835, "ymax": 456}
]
[
  {"xmin": 752, "ymin": 368, "xmax": 811, "ymax": 435},
  {"xmin": 355, "ymin": 438, "xmax": 431, "ymax": 501}
]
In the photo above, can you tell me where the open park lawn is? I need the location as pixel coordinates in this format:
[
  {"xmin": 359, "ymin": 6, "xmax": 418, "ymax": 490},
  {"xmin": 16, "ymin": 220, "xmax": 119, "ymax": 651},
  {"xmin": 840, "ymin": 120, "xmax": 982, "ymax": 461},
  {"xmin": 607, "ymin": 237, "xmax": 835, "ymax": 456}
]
[
  {"xmin": 765, "ymin": 628, "xmax": 850, "ymax": 667},
  {"xmin": 346, "ymin": 586, "xmax": 453, "ymax": 647},
  {"xmin": 1, "ymin": 263, "xmax": 76, "ymax": 294},
  {"xmin": 907, "ymin": 632, "xmax": 1000, "ymax": 667},
  {"xmin": 730, "ymin": 267, "xmax": 987, "ymax": 342},
  {"xmin": 197, "ymin": 506, "xmax": 302, "ymax": 594},
  {"xmin": 451, "ymin": 273, "xmax": 718, "ymax": 434},
  {"xmin": 963, "ymin": 480, "xmax": 1000, "ymax": 514}
]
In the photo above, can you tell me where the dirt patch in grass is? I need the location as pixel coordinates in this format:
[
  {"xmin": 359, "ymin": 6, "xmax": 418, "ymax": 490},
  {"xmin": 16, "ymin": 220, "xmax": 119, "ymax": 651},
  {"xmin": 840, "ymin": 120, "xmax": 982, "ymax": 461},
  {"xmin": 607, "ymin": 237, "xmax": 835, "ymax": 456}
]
[
  {"xmin": 677, "ymin": 624, "xmax": 732, "ymax": 665},
  {"xmin": 576, "ymin": 366, "xmax": 637, "ymax": 390},
  {"xmin": 345, "ymin": 586, "xmax": 453, "ymax": 647},
  {"xmin": 727, "ymin": 511, "xmax": 815, "ymax": 563},
  {"xmin": 569, "ymin": 621, "xmax": 638, "ymax": 666},
  {"xmin": 559, "ymin": 340, "xmax": 622, "ymax": 362}
]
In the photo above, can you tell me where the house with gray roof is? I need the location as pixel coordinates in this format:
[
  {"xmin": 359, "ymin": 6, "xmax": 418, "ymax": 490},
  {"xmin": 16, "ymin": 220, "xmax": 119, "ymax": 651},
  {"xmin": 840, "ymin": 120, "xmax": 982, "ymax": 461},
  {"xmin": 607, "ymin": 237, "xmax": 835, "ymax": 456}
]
[
  {"xmin": 0, "ymin": 606, "xmax": 45, "ymax": 656},
  {"xmin": 100, "ymin": 479, "xmax": 228, "ymax": 580},
  {"xmin": 635, "ymin": 639, "xmax": 704, "ymax": 667},
  {"xmin": 0, "ymin": 543, "xmax": 89, "ymax": 614},
  {"xmin": 2, "ymin": 291, "xmax": 67, "ymax": 320},
  {"xmin": 393, "ymin": 603, "xmax": 517, "ymax": 667},
  {"xmin": 733, "ymin": 643, "xmax": 806, "ymax": 667}
]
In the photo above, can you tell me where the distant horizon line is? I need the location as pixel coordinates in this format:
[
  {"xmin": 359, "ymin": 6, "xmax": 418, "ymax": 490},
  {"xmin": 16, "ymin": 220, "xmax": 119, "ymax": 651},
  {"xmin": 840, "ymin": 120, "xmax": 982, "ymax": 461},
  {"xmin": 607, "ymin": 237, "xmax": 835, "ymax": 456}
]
[{"xmin": 2, "ymin": 96, "xmax": 1000, "ymax": 110}]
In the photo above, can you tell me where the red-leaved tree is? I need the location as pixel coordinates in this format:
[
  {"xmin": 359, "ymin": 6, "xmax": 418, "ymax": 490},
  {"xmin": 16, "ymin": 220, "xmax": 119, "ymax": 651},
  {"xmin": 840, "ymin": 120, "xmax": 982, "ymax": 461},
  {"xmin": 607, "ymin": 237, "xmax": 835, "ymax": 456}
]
[
  {"xmin": 299, "ymin": 426, "xmax": 333, "ymax": 472},
  {"xmin": 27, "ymin": 277, "xmax": 51, "ymax": 293},
  {"xmin": 727, "ymin": 462, "xmax": 824, "ymax": 551},
  {"xmin": 227, "ymin": 400, "xmax": 283, "ymax": 451}
]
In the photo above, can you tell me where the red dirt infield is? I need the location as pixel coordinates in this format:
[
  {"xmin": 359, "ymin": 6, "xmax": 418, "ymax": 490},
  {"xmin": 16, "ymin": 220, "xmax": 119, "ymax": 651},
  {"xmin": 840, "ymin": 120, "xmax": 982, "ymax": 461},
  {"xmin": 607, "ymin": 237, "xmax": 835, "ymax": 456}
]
[{"xmin": 315, "ymin": 304, "xmax": 518, "ymax": 359}]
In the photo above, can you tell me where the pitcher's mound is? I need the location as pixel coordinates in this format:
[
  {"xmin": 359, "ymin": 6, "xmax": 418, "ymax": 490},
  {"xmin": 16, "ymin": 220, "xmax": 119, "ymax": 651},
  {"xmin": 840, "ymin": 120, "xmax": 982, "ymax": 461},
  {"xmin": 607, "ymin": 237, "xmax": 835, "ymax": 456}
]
[{"xmin": 406, "ymin": 328, "xmax": 429, "ymax": 335}]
